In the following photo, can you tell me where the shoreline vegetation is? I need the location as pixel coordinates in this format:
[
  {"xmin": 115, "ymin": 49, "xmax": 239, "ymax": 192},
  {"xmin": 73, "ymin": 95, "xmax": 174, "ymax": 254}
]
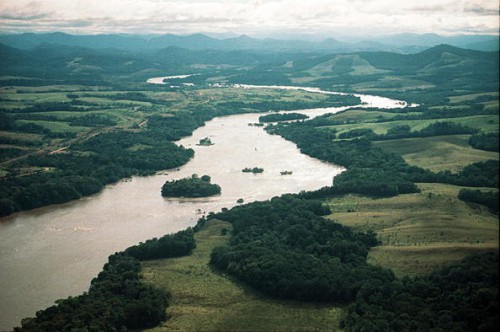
[
  {"xmin": 0, "ymin": 86, "xmax": 360, "ymax": 218},
  {"xmin": 161, "ymin": 174, "xmax": 221, "ymax": 198},
  {"xmin": 197, "ymin": 137, "xmax": 213, "ymax": 146},
  {"xmin": 3, "ymin": 41, "xmax": 498, "ymax": 331},
  {"xmin": 242, "ymin": 167, "xmax": 264, "ymax": 174}
]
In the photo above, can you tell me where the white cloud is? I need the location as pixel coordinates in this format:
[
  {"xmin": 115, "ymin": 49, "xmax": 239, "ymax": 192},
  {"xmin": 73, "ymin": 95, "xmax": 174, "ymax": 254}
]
[{"xmin": 0, "ymin": 0, "xmax": 498, "ymax": 36}]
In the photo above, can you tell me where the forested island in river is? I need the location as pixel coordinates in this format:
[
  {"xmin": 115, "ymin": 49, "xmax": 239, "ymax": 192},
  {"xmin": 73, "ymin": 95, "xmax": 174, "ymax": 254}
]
[
  {"xmin": 0, "ymin": 32, "xmax": 498, "ymax": 332},
  {"xmin": 161, "ymin": 174, "xmax": 221, "ymax": 198}
]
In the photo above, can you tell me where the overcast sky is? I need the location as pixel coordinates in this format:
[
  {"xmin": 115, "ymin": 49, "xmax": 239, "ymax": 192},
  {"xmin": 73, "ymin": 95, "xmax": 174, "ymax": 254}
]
[{"xmin": 0, "ymin": 0, "xmax": 498, "ymax": 38}]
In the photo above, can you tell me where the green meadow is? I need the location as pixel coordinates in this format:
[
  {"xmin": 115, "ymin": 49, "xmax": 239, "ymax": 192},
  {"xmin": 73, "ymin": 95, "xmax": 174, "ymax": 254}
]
[
  {"xmin": 373, "ymin": 135, "xmax": 499, "ymax": 173},
  {"xmin": 142, "ymin": 219, "xmax": 344, "ymax": 332},
  {"xmin": 327, "ymin": 183, "xmax": 498, "ymax": 278}
]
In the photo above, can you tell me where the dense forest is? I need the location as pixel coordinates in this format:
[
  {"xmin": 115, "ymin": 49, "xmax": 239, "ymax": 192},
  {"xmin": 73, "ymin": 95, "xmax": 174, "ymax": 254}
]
[
  {"xmin": 15, "ymin": 229, "xmax": 196, "ymax": 331},
  {"xmin": 266, "ymin": 116, "xmax": 499, "ymax": 199},
  {"xmin": 342, "ymin": 252, "xmax": 498, "ymax": 332},
  {"xmin": 16, "ymin": 191, "xmax": 498, "ymax": 331},
  {"xmin": 0, "ymin": 127, "xmax": 194, "ymax": 216},
  {"xmin": 0, "ymin": 91, "xmax": 360, "ymax": 218},
  {"xmin": 161, "ymin": 174, "xmax": 221, "ymax": 198},
  {"xmin": 209, "ymin": 195, "xmax": 392, "ymax": 303},
  {"xmin": 2, "ymin": 39, "xmax": 498, "ymax": 331},
  {"xmin": 202, "ymin": 194, "xmax": 498, "ymax": 331},
  {"xmin": 258, "ymin": 112, "xmax": 309, "ymax": 123}
]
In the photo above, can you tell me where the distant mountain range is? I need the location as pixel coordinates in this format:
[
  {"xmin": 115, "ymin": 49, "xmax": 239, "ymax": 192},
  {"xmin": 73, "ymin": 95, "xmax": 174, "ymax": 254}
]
[
  {"xmin": 0, "ymin": 32, "xmax": 498, "ymax": 53},
  {"xmin": 1, "ymin": 36, "xmax": 497, "ymax": 92}
]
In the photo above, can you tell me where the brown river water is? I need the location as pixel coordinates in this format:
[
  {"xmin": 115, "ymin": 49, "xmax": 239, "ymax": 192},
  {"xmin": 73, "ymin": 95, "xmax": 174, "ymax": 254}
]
[{"xmin": 0, "ymin": 86, "xmax": 407, "ymax": 330}]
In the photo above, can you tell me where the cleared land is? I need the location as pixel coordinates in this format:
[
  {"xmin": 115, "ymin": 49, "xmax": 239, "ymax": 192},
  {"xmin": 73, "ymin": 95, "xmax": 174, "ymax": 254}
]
[
  {"xmin": 141, "ymin": 219, "xmax": 344, "ymax": 332},
  {"xmin": 327, "ymin": 183, "xmax": 499, "ymax": 278},
  {"xmin": 373, "ymin": 135, "xmax": 499, "ymax": 173},
  {"xmin": 0, "ymin": 84, "xmax": 352, "ymax": 176}
]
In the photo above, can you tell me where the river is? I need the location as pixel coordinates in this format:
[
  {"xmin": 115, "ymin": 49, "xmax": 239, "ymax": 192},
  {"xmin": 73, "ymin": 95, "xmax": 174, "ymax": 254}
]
[{"xmin": 0, "ymin": 85, "xmax": 406, "ymax": 331}]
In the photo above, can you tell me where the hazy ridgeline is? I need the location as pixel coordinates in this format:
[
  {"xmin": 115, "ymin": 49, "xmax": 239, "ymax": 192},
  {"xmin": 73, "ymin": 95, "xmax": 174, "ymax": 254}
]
[{"xmin": 0, "ymin": 34, "xmax": 498, "ymax": 331}]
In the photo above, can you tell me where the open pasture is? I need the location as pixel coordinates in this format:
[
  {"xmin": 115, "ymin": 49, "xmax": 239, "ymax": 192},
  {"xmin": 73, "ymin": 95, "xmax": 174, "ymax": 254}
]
[
  {"xmin": 142, "ymin": 220, "xmax": 343, "ymax": 332},
  {"xmin": 327, "ymin": 183, "xmax": 499, "ymax": 277},
  {"xmin": 373, "ymin": 134, "xmax": 499, "ymax": 173}
]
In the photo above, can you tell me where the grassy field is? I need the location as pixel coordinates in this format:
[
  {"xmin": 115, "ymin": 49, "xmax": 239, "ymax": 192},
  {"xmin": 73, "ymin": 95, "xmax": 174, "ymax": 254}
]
[
  {"xmin": 327, "ymin": 183, "xmax": 499, "ymax": 277},
  {"xmin": 2, "ymin": 84, "xmax": 352, "ymax": 176},
  {"xmin": 141, "ymin": 219, "xmax": 344, "ymax": 332},
  {"xmin": 325, "ymin": 114, "xmax": 498, "ymax": 137},
  {"xmin": 373, "ymin": 135, "xmax": 499, "ymax": 173}
]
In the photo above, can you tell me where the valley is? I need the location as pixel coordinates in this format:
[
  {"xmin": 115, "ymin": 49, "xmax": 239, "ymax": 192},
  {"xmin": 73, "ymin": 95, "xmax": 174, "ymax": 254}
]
[{"xmin": 0, "ymin": 37, "xmax": 498, "ymax": 331}]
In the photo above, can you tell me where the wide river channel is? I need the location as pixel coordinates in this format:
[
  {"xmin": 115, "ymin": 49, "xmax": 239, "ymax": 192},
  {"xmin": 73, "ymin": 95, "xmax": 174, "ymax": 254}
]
[{"xmin": 0, "ymin": 85, "xmax": 407, "ymax": 330}]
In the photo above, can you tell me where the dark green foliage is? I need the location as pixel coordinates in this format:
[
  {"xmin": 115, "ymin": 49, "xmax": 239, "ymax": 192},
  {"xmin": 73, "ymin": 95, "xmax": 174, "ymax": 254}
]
[
  {"xmin": 382, "ymin": 124, "xmax": 412, "ymax": 139},
  {"xmin": 0, "ymin": 111, "xmax": 14, "ymax": 130},
  {"xmin": 146, "ymin": 112, "xmax": 209, "ymax": 141},
  {"xmin": 73, "ymin": 130, "xmax": 193, "ymax": 173},
  {"xmin": 469, "ymin": 132, "xmax": 500, "ymax": 152},
  {"xmin": 8, "ymin": 102, "xmax": 84, "ymax": 114},
  {"xmin": 454, "ymin": 160, "xmax": 499, "ymax": 187},
  {"xmin": 267, "ymin": 121, "xmax": 419, "ymax": 197},
  {"xmin": 15, "ymin": 228, "xmax": 197, "ymax": 331},
  {"xmin": 242, "ymin": 167, "xmax": 264, "ymax": 173},
  {"xmin": 0, "ymin": 147, "xmax": 28, "ymax": 162},
  {"xmin": 213, "ymin": 94, "xmax": 361, "ymax": 114},
  {"xmin": 0, "ymin": 115, "xmax": 194, "ymax": 217},
  {"xmin": 332, "ymin": 169, "xmax": 419, "ymax": 197},
  {"xmin": 15, "ymin": 253, "xmax": 169, "ymax": 332},
  {"xmin": 161, "ymin": 174, "xmax": 221, "ymax": 198},
  {"xmin": 338, "ymin": 128, "xmax": 376, "ymax": 139},
  {"xmin": 267, "ymin": 117, "xmax": 499, "ymax": 196},
  {"xmin": 342, "ymin": 252, "xmax": 499, "ymax": 332},
  {"xmin": 458, "ymin": 189, "xmax": 499, "ymax": 213},
  {"xmin": 414, "ymin": 121, "xmax": 478, "ymax": 136},
  {"xmin": 13, "ymin": 122, "xmax": 51, "ymax": 135},
  {"xmin": 125, "ymin": 228, "xmax": 196, "ymax": 260},
  {"xmin": 375, "ymin": 121, "xmax": 478, "ymax": 140},
  {"xmin": 258, "ymin": 112, "xmax": 309, "ymax": 123},
  {"xmin": 209, "ymin": 195, "xmax": 392, "ymax": 303}
]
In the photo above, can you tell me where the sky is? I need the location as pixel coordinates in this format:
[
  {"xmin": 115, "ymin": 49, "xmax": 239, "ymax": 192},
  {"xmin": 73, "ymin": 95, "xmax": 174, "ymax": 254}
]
[{"xmin": 0, "ymin": 0, "xmax": 498, "ymax": 38}]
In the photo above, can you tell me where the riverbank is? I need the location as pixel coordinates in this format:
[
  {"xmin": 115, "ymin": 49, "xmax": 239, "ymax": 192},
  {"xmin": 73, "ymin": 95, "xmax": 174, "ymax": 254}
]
[
  {"xmin": 142, "ymin": 219, "xmax": 343, "ymax": 331},
  {"xmin": 1, "ymin": 85, "xmax": 359, "ymax": 330}
]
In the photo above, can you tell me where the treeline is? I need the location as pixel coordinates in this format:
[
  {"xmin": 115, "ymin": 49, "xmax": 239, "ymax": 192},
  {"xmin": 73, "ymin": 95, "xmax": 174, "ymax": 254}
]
[
  {"xmin": 339, "ymin": 121, "xmax": 478, "ymax": 140},
  {"xmin": 15, "ymin": 228, "xmax": 196, "ymax": 331},
  {"xmin": 15, "ymin": 254, "xmax": 168, "ymax": 332},
  {"xmin": 332, "ymin": 168, "xmax": 420, "ymax": 197},
  {"xmin": 377, "ymin": 122, "xmax": 478, "ymax": 140},
  {"xmin": 258, "ymin": 112, "xmax": 309, "ymax": 123},
  {"xmin": 267, "ymin": 116, "xmax": 499, "ymax": 198},
  {"xmin": 342, "ymin": 251, "xmax": 498, "ymax": 332},
  {"xmin": 161, "ymin": 174, "xmax": 221, "ymax": 198},
  {"xmin": 79, "ymin": 92, "xmax": 161, "ymax": 104},
  {"xmin": 214, "ymin": 93, "xmax": 361, "ymax": 113},
  {"xmin": 0, "ymin": 114, "xmax": 196, "ymax": 217},
  {"xmin": 458, "ymin": 189, "xmax": 499, "ymax": 213},
  {"xmin": 469, "ymin": 132, "xmax": 499, "ymax": 152},
  {"xmin": 266, "ymin": 122, "xmax": 419, "ymax": 197},
  {"xmin": 209, "ymin": 195, "xmax": 392, "ymax": 303},
  {"xmin": 0, "ymin": 111, "xmax": 51, "ymax": 135},
  {"xmin": 124, "ymin": 229, "xmax": 196, "ymax": 260},
  {"xmin": 3, "ymin": 102, "xmax": 85, "ymax": 114}
]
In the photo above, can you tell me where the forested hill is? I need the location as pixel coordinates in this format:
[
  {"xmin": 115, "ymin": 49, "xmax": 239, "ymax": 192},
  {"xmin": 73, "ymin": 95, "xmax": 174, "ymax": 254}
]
[
  {"xmin": 359, "ymin": 44, "xmax": 499, "ymax": 72},
  {"xmin": 0, "ymin": 32, "xmax": 497, "ymax": 52},
  {"xmin": 0, "ymin": 41, "xmax": 498, "ymax": 91}
]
